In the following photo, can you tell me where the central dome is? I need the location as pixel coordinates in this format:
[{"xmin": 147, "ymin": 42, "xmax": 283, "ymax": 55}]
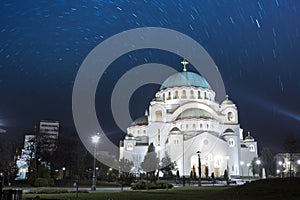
[
  {"xmin": 176, "ymin": 108, "xmax": 214, "ymax": 120},
  {"xmin": 160, "ymin": 71, "xmax": 211, "ymax": 90}
]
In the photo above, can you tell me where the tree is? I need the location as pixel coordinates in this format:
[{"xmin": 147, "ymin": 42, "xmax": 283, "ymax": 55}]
[
  {"xmin": 224, "ymin": 169, "xmax": 229, "ymax": 184},
  {"xmin": 211, "ymin": 172, "xmax": 215, "ymax": 186},
  {"xmin": 141, "ymin": 143, "xmax": 159, "ymax": 190},
  {"xmin": 260, "ymin": 147, "xmax": 276, "ymax": 177},
  {"xmin": 176, "ymin": 170, "xmax": 180, "ymax": 184},
  {"xmin": 251, "ymin": 157, "xmax": 260, "ymax": 177},
  {"xmin": 283, "ymin": 134, "xmax": 300, "ymax": 177},
  {"xmin": 283, "ymin": 134, "xmax": 300, "ymax": 154},
  {"xmin": 205, "ymin": 166, "xmax": 209, "ymax": 179},
  {"xmin": 160, "ymin": 153, "xmax": 175, "ymax": 190},
  {"xmin": 0, "ymin": 140, "xmax": 17, "ymax": 185},
  {"xmin": 118, "ymin": 158, "xmax": 134, "ymax": 191}
]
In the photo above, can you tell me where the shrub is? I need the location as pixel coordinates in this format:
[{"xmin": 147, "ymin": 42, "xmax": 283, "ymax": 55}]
[
  {"xmin": 33, "ymin": 178, "xmax": 49, "ymax": 187},
  {"xmin": 131, "ymin": 180, "xmax": 173, "ymax": 190}
]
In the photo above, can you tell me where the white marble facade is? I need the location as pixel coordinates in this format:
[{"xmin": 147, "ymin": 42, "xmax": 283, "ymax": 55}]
[{"xmin": 120, "ymin": 61, "xmax": 258, "ymax": 177}]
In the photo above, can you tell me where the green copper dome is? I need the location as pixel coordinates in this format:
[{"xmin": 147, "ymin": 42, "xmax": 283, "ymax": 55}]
[
  {"xmin": 176, "ymin": 108, "xmax": 214, "ymax": 120},
  {"xmin": 131, "ymin": 116, "xmax": 148, "ymax": 126},
  {"xmin": 160, "ymin": 71, "xmax": 211, "ymax": 90}
]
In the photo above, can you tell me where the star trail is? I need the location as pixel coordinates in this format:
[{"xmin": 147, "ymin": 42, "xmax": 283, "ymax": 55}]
[{"xmin": 0, "ymin": 0, "xmax": 300, "ymax": 152}]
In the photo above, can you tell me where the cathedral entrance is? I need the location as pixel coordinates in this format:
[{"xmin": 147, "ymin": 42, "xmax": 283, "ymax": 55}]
[{"xmin": 214, "ymin": 168, "xmax": 220, "ymax": 177}]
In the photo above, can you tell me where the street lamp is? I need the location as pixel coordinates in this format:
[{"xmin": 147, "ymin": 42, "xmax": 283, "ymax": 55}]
[
  {"xmin": 240, "ymin": 161, "xmax": 244, "ymax": 180},
  {"xmin": 297, "ymin": 160, "xmax": 300, "ymax": 165},
  {"xmin": 91, "ymin": 133, "xmax": 100, "ymax": 191},
  {"xmin": 196, "ymin": 151, "xmax": 201, "ymax": 187},
  {"xmin": 62, "ymin": 167, "xmax": 66, "ymax": 179},
  {"xmin": 278, "ymin": 161, "xmax": 283, "ymax": 178}
]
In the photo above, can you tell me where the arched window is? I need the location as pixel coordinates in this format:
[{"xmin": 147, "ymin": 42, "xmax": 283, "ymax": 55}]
[
  {"xmin": 193, "ymin": 124, "xmax": 196, "ymax": 130},
  {"xmin": 158, "ymin": 129, "xmax": 161, "ymax": 146},
  {"xmin": 190, "ymin": 155, "xmax": 198, "ymax": 172},
  {"xmin": 190, "ymin": 90, "xmax": 194, "ymax": 99},
  {"xmin": 167, "ymin": 92, "xmax": 171, "ymax": 100},
  {"xmin": 155, "ymin": 110, "xmax": 162, "ymax": 121},
  {"xmin": 182, "ymin": 90, "xmax": 187, "ymax": 99},
  {"xmin": 127, "ymin": 143, "xmax": 133, "ymax": 151},
  {"xmin": 228, "ymin": 138, "xmax": 235, "ymax": 147},
  {"xmin": 228, "ymin": 112, "xmax": 235, "ymax": 121},
  {"xmin": 200, "ymin": 124, "xmax": 203, "ymax": 129},
  {"xmin": 186, "ymin": 124, "xmax": 189, "ymax": 130},
  {"xmin": 197, "ymin": 91, "xmax": 201, "ymax": 99},
  {"xmin": 204, "ymin": 92, "xmax": 207, "ymax": 99},
  {"xmin": 249, "ymin": 145, "xmax": 255, "ymax": 152},
  {"xmin": 174, "ymin": 91, "xmax": 179, "ymax": 99},
  {"xmin": 163, "ymin": 93, "xmax": 165, "ymax": 101}
]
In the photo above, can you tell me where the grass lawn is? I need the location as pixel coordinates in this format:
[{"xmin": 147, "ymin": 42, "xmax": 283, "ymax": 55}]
[{"xmin": 22, "ymin": 178, "xmax": 300, "ymax": 200}]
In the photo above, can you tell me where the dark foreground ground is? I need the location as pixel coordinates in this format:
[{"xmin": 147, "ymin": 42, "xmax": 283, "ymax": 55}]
[{"xmin": 23, "ymin": 178, "xmax": 300, "ymax": 200}]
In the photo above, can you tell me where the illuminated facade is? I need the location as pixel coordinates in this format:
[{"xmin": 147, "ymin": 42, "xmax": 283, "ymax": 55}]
[
  {"xmin": 119, "ymin": 61, "xmax": 258, "ymax": 177},
  {"xmin": 15, "ymin": 134, "xmax": 36, "ymax": 180},
  {"xmin": 39, "ymin": 120, "xmax": 59, "ymax": 154},
  {"xmin": 275, "ymin": 153, "xmax": 300, "ymax": 177}
]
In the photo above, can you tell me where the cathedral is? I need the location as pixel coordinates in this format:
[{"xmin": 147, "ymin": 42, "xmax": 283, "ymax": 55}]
[{"xmin": 119, "ymin": 60, "xmax": 258, "ymax": 178}]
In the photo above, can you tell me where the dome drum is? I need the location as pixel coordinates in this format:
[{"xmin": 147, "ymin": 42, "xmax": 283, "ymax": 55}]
[{"xmin": 157, "ymin": 87, "xmax": 215, "ymax": 102}]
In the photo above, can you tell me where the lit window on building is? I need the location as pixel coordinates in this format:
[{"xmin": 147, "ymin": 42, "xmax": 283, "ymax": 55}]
[
  {"xmin": 174, "ymin": 91, "xmax": 179, "ymax": 99},
  {"xmin": 158, "ymin": 129, "xmax": 161, "ymax": 146},
  {"xmin": 127, "ymin": 143, "xmax": 133, "ymax": 151},
  {"xmin": 190, "ymin": 90, "xmax": 194, "ymax": 98},
  {"xmin": 249, "ymin": 144, "xmax": 255, "ymax": 152},
  {"xmin": 168, "ymin": 91, "xmax": 172, "ymax": 100},
  {"xmin": 155, "ymin": 110, "xmax": 162, "ymax": 121},
  {"xmin": 228, "ymin": 138, "xmax": 235, "ymax": 147},
  {"xmin": 182, "ymin": 90, "xmax": 187, "ymax": 98},
  {"xmin": 197, "ymin": 91, "xmax": 201, "ymax": 99}
]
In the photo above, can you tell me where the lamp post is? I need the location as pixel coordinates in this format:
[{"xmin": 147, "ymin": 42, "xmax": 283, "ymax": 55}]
[
  {"xmin": 62, "ymin": 167, "xmax": 66, "ymax": 179},
  {"xmin": 240, "ymin": 161, "xmax": 244, "ymax": 181},
  {"xmin": 91, "ymin": 133, "xmax": 100, "ymax": 191},
  {"xmin": 196, "ymin": 151, "xmax": 201, "ymax": 187},
  {"xmin": 278, "ymin": 161, "xmax": 283, "ymax": 178}
]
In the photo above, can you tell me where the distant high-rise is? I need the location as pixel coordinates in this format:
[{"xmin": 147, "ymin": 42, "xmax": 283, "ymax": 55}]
[{"xmin": 39, "ymin": 120, "xmax": 59, "ymax": 154}]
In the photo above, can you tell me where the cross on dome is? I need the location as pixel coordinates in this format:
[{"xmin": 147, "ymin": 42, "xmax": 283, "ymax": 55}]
[
  {"xmin": 226, "ymin": 94, "xmax": 229, "ymax": 100},
  {"xmin": 181, "ymin": 59, "xmax": 189, "ymax": 72}
]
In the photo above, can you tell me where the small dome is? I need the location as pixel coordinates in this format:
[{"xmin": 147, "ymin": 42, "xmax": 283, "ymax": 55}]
[
  {"xmin": 131, "ymin": 116, "xmax": 148, "ymax": 126},
  {"xmin": 221, "ymin": 95, "xmax": 234, "ymax": 105},
  {"xmin": 160, "ymin": 71, "xmax": 211, "ymax": 90},
  {"xmin": 224, "ymin": 128, "xmax": 234, "ymax": 133},
  {"xmin": 170, "ymin": 127, "xmax": 181, "ymax": 132},
  {"xmin": 245, "ymin": 132, "xmax": 254, "ymax": 141},
  {"xmin": 176, "ymin": 108, "xmax": 214, "ymax": 120}
]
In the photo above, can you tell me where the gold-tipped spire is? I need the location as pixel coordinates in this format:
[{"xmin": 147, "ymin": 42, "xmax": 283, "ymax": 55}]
[
  {"xmin": 181, "ymin": 59, "xmax": 189, "ymax": 72},
  {"xmin": 226, "ymin": 94, "xmax": 229, "ymax": 101}
]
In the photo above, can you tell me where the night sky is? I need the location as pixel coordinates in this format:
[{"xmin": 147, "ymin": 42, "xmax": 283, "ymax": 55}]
[{"xmin": 1, "ymin": 0, "xmax": 300, "ymax": 153}]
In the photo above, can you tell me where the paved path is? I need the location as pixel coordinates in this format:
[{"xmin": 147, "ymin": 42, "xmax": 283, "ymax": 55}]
[{"xmin": 22, "ymin": 187, "xmax": 131, "ymax": 193}]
